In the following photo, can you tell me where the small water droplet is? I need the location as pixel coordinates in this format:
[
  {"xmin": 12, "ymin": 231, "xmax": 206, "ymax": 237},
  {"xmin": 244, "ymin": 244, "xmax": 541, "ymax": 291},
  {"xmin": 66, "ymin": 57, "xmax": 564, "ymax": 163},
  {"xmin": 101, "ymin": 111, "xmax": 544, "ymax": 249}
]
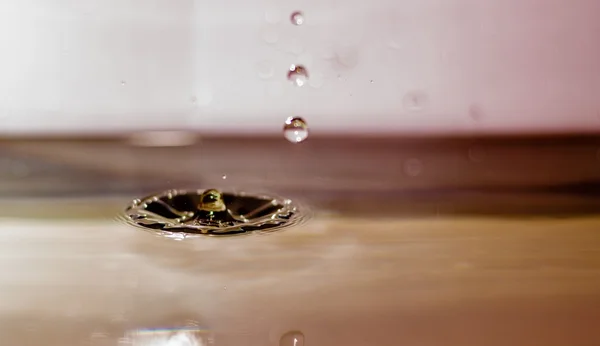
[
  {"xmin": 370, "ymin": 80, "xmax": 374, "ymax": 84},
  {"xmin": 223, "ymin": 286, "xmax": 227, "ymax": 290},
  {"xmin": 403, "ymin": 91, "xmax": 429, "ymax": 112},
  {"xmin": 121, "ymin": 80, "xmax": 126, "ymax": 86},
  {"xmin": 222, "ymin": 174, "xmax": 227, "ymax": 180},
  {"xmin": 403, "ymin": 158, "xmax": 423, "ymax": 177},
  {"xmin": 280, "ymin": 331, "xmax": 305, "ymax": 346},
  {"xmin": 287, "ymin": 65, "xmax": 309, "ymax": 87},
  {"xmin": 290, "ymin": 11, "xmax": 304, "ymax": 25},
  {"xmin": 283, "ymin": 117, "xmax": 309, "ymax": 143}
]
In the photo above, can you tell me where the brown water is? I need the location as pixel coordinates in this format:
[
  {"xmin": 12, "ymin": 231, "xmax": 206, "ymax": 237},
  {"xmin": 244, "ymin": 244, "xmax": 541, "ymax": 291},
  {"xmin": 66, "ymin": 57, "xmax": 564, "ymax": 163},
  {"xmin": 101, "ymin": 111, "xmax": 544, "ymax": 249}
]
[{"xmin": 1, "ymin": 135, "xmax": 600, "ymax": 345}]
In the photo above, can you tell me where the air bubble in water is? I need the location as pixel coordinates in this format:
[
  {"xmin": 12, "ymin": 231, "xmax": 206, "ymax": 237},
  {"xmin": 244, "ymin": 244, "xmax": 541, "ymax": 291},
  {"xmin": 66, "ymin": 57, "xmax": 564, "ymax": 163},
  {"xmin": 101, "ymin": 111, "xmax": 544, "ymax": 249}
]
[
  {"xmin": 280, "ymin": 331, "xmax": 305, "ymax": 346},
  {"xmin": 283, "ymin": 117, "xmax": 309, "ymax": 143},
  {"xmin": 290, "ymin": 11, "xmax": 304, "ymax": 25},
  {"xmin": 287, "ymin": 65, "xmax": 309, "ymax": 87}
]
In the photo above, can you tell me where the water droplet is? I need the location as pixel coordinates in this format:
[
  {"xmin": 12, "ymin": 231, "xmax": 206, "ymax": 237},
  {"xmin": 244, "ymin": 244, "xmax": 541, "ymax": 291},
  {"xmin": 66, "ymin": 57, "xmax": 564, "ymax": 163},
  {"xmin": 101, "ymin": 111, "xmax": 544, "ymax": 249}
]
[
  {"xmin": 370, "ymin": 80, "xmax": 374, "ymax": 84},
  {"xmin": 403, "ymin": 91, "xmax": 429, "ymax": 112},
  {"xmin": 283, "ymin": 117, "xmax": 309, "ymax": 143},
  {"xmin": 287, "ymin": 65, "xmax": 309, "ymax": 87},
  {"xmin": 121, "ymin": 80, "xmax": 126, "ymax": 86},
  {"xmin": 280, "ymin": 331, "xmax": 305, "ymax": 346},
  {"xmin": 403, "ymin": 158, "xmax": 423, "ymax": 177},
  {"xmin": 124, "ymin": 189, "xmax": 302, "ymax": 237},
  {"xmin": 290, "ymin": 11, "xmax": 304, "ymax": 25},
  {"xmin": 222, "ymin": 174, "xmax": 227, "ymax": 180}
]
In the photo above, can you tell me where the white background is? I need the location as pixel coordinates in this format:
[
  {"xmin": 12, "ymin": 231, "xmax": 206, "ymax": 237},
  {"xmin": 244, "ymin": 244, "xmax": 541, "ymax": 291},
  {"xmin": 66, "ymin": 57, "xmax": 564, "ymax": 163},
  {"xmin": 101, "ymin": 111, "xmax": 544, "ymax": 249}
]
[{"xmin": 1, "ymin": 0, "xmax": 599, "ymax": 135}]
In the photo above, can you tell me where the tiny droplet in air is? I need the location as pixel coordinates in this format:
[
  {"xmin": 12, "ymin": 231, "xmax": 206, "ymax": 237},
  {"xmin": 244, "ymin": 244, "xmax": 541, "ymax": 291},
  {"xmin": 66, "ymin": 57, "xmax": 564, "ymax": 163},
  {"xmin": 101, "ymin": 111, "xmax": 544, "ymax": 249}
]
[
  {"xmin": 121, "ymin": 80, "xmax": 126, "ymax": 86},
  {"xmin": 403, "ymin": 91, "xmax": 428, "ymax": 112},
  {"xmin": 283, "ymin": 117, "xmax": 309, "ymax": 143},
  {"xmin": 290, "ymin": 11, "xmax": 304, "ymax": 25},
  {"xmin": 222, "ymin": 174, "xmax": 227, "ymax": 180},
  {"xmin": 287, "ymin": 65, "xmax": 309, "ymax": 87},
  {"xmin": 280, "ymin": 331, "xmax": 305, "ymax": 346}
]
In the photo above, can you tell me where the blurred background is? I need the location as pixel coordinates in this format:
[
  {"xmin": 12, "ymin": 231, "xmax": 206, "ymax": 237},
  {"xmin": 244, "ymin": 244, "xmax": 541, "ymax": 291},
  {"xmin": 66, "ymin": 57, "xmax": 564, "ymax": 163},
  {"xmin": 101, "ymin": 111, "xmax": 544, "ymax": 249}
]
[{"xmin": 1, "ymin": 0, "xmax": 599, "ymax": 136}]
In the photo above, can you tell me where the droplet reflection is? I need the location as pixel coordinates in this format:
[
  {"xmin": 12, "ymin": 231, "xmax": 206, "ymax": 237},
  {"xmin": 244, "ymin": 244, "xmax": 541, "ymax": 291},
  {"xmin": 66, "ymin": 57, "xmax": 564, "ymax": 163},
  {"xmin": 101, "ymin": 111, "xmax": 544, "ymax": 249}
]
[{"xmin": 280, "ymin": 330, "xmax": 305, "ymax": 346}]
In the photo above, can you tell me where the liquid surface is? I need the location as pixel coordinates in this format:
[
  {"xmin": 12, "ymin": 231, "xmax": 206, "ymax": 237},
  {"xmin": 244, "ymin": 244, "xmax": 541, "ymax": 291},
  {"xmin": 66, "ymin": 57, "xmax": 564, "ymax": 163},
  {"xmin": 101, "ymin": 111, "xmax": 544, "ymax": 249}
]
[
  {"xmin": 2, "ymin": 135, "xmax": 600, "ymax": 346},
  {"xmin": 124, "ymin": 188, "xmax": 302, "ymax": 238}
]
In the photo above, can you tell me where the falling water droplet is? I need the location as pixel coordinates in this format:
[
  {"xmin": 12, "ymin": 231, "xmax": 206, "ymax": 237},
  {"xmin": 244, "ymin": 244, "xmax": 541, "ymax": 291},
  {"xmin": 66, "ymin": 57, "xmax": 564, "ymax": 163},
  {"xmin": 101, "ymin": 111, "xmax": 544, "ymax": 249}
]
[
  {"xmin": 283, "ymin": 117, "xmax": 309, "ymax": 143},
  {"xmin": 287, "ymin": 65, "xmax": 309, "ymax": 87},
  {"xmin": 370, "ymin": 80, "xmax": 374, "ymax": 84},
  {"xmin": 280, "ymin": 331, "xmax": 305, "ymax": 346},
  {"xmin": 222, "ymin": 174, "xmax": 227, "ymax": 180},
  {"xmin": 290, "ymin": 11, "xmax": 304, "ymax": 25},
  {"xmin": 121, "ymin": 80, "xmax": 126, "ymax": 86}
]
